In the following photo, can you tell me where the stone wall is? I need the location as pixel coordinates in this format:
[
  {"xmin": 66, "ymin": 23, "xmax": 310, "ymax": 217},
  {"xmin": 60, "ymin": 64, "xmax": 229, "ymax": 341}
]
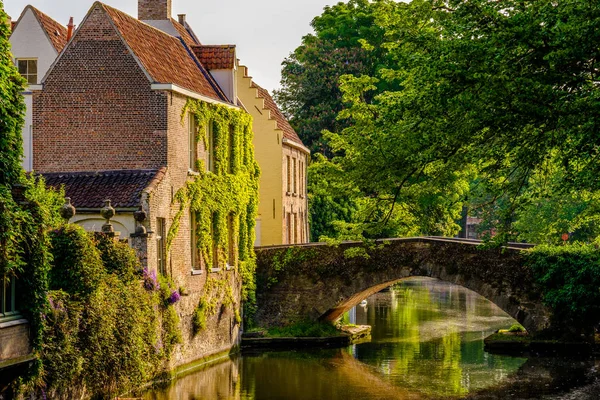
[
  {"xmin": 254, "ymin": 238, "xmax": 552, "ymax": 334},
  {"xmin": 0, "ymin": 321, "xmax": 31, "ymax": 363}
]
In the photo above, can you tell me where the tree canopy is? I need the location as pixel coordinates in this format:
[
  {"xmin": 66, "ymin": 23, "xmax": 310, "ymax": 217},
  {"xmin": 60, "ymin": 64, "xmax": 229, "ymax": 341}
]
[{"xmin": 279, "ymin": 0, "xmax": 600, "ymax": 243}]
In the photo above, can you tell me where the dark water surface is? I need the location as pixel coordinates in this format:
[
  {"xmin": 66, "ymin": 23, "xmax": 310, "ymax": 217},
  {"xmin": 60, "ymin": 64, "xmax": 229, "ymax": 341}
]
[{"xmin": 142, "ymin": 278, "xmax": 599, "ymax": 399}]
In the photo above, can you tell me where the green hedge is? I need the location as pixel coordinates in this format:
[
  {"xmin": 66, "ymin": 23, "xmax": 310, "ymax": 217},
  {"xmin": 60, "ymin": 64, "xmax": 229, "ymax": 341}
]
[{"xmin": 527, "ymin": 244, "xmax": 600, "ymax": 334}]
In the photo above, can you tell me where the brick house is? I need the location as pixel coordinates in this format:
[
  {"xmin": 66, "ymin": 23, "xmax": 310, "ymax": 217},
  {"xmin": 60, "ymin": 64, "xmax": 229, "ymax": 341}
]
[{"xmin": 32, "ymin": 0, "xmax": 256, "ymax": 367}]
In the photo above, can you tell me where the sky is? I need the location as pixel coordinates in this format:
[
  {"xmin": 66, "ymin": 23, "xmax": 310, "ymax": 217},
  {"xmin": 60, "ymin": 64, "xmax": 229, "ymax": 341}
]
[{"xmin": 5, "ymin": 0, "xmax": 337, "ymax": 92}]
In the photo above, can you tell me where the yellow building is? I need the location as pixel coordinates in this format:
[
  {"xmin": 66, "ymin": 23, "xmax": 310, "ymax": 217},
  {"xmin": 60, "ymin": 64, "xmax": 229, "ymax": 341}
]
[{"xmin": 237, "ymin": 63, "xmax": 310, "ymax": 246}]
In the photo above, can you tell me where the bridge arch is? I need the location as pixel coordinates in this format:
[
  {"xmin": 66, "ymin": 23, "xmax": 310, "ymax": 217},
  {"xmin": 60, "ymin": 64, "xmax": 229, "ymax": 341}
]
[{"xmin": 254, "ymin": 238, "xmax": 551, "ymax": 334}]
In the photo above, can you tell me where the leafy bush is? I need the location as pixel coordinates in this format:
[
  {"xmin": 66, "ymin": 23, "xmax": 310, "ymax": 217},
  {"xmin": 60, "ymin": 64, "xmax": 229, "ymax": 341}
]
[
  {"xmin": 95, "ymin": 233, "xmax": 141, "ymax": 282},
  {"xmin": 49, "ymin": 225, "xmax": 104, "ymax": 298},
  {"xmin": 527, "ymin": 244, "xmax": 600, "ymax": 334},
  {"xmin": 192, "ymin": 299, "xmax": 208, "ymax": 335}
]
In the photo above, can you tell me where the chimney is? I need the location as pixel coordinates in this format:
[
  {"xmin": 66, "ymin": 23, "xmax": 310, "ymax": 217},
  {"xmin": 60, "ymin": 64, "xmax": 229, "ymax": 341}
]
[
  {"xmin": 178, "ymin": 14, "xmax": 186, "ymax": 25},
  {"xmin": 66, "ymin": 17, "xmax": 74, "ymax": 41},
  {"xmin": 138, "ymin": 0, "xmax": 172, "ymax": 20}
]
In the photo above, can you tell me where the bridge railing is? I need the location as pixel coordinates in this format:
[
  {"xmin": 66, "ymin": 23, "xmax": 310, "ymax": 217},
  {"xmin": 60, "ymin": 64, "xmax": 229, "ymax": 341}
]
[{"xmin": 255, "ymin": 236, "xmax": 535, "ymax": 251}]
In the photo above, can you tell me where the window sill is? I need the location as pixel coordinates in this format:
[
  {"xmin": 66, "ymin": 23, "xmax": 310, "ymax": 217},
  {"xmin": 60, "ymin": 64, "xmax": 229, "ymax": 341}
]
[
  {"xmin": 187, "ymin": 170, "xmax": 200, "ymax": 177},
  {"xmin": 226, "ymin": 263, "xmax": 235, "ymax": 271},
  {"xmin": 191, "ymin": 269, "xmax": 204, "ymax": 276},
  {"xmin": 0, "ymin": 317, "xmax": 28, "ymax": 329},
  {"xmin": 292, "ymin": 193, "xmax": 298, "ymax": 197},
  {"xmin": 210, "ymin": 268, "xmax": 222, "ymax": 273},
  {"xmin": 286, "ymin": 192, "xmax": 292, "ymax": 197}
]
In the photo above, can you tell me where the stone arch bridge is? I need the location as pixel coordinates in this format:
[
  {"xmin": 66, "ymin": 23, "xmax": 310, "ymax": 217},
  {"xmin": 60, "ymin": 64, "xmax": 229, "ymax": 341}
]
[{"xmin": 254, "ymin": 238, "xmax": 551, "ymax": 334}]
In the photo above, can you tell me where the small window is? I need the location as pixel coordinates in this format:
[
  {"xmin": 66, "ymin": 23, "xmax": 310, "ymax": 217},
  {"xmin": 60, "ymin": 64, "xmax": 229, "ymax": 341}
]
[
  {"xmin": 156, "ymin": 218, "xmax": 167, "ymax": 275},
  {"xmin": 293, "ymin": 159, "xmax": 298, "ymax": 195},
  {"xmin": 287, "ymin": 156, "xmax": 291, "ymax": 193},
  {"xmin": 0, "ymin": 276, "xmax": 17, "ymax": 320},
  {"xmin": 190, "ymin": 212, "xmax": 202, "ymax": 272},
  {"xmin": 206, "ymin": 121, "xmax": 215, "ymax": 173},
  {"xmin": 189, "ymin": 114, "xmax": 198, "ymax": 171},
  {"xmin": 16, "ymin": 59, "xmax": 37, "ymax": 85}
]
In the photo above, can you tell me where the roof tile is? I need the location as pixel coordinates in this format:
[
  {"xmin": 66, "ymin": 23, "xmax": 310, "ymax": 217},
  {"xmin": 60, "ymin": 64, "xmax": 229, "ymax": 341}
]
[
  {"xmin": 42, "ymin": 169, "xmax": 160, "ymax": 209},
  {"xmin": 252, "ymin": 82, "xmax": 307, "ymax": 149},
  {"xmin": 30, "ymin": 6, "xmax": 68, "ymax": 53},
  {"xmin": 100, "ymin": 3, "xmax": 226, "ymax": 102},
  {"xmin": 192, "ymin": 45, "xmax": 236, "ymax": 70}
]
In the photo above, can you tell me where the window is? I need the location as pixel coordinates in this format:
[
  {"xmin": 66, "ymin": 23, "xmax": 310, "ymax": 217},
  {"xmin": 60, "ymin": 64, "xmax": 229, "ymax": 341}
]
[
  {"xmin": 293, "ymin": 213, "xmax": 298, "ymax": 244},
  {"xmin": 293, "ymin": 159, "xmax": 297, "ymax": 195},
  {"xmin": 157, "ymin": 218, "xmax": 167, "ymax": 275},
  {"xmin": 229, "ymin": 125, "xmax": 235, "ymax": 174},
  {"xmin": 16, "ymin": 59, "xmax": 37, "ymax": 85},
  {"xmin": 190, "ymin": 212, "xmax": 202, "ymax": 273},
  {"xmin": 287, "ymin": 156, "xmax": 292, "ymax": 193},
  {"xmin": 300, "ymin": 212, "xmax": 304, "ymax": 243},
  {"xmin": 286, "ymin": 212, "xmax": 292, "ymax": 244},
  {"xmin": 211, "ymin": 212, "xmax": 220, "ymax": 270},
  {"xmin": 189, "ymin": 114, "xmax": 198, "ymax": 171},
  {"xmin": 300, "ymin": 160, "xmax": 304, "ymax": 197},
  {"xmin": 206, "ymin": 121, "xmax": 215, "ymax": 173},
  {"xmin": 0, "ymin": 276, "xmax": 17, "ymax": 321},
  {"xmin": 227, "ymin": 213, "xmax": 236, "ymax": 269}
]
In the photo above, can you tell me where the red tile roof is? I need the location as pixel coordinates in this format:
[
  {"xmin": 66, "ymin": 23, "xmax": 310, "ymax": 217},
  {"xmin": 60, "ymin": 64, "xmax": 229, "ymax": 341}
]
[
  {"xmin": 24, "ymin": 6, "xmax": 68, "ymax": 53},
  {"xmin": 251, "ymin": 82, "xmax": 306, "ymax": 149},
  {"xmin": 99, "ymin": 3, "xmax": 227, "ymax": 102},
  {"xmin": 43, "ymin": 170, "xmax": 160, "ymax": 209},
  {"xmin": 192, "ymin": 45, "xmax": 236, "ymax": 70}
]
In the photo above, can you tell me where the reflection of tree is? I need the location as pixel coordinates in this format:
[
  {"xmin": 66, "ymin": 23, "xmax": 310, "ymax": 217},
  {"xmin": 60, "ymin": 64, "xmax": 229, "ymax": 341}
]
[{"xmin": 353, "ymin": 280, "xmax": 526, "ymax": 397}]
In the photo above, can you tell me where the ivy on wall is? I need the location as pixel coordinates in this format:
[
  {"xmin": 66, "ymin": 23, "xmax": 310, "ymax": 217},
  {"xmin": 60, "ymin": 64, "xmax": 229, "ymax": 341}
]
[{"xmin": 167, "ymin": 100, "xmax": 260, "ymax": 329}]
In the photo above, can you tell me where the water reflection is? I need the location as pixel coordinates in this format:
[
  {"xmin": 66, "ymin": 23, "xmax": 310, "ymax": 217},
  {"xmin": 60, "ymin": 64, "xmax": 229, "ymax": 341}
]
[
  {"xmin": 142, "ymin": 278, "xmax": 597, "ymax": 399},
  {"xmin": 349, "ymin": 278, "xmax": 526, "ymax": 397}
]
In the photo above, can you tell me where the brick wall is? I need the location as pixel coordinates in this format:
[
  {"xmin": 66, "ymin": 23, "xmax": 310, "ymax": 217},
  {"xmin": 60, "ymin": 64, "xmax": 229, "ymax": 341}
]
[
  {"xmin": 138, "ymin": 0, "xmax": 172, "ymax": 20},
  {"xmin": 33, "ymin": 5, "xmax": 168, "ymax": 173}
]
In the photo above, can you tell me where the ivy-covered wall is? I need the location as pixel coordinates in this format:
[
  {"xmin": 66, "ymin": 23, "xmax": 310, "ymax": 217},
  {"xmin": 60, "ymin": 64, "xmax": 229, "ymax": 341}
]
[{"xmin": 135, "ymin": 96, "xmax": 262, "ymax": 367}]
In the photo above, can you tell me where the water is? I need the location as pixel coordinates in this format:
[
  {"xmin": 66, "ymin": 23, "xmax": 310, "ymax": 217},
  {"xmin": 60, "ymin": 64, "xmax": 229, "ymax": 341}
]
[{"xmin": 142, "ymin": 278, "xmax": 599, "ymax": 399}]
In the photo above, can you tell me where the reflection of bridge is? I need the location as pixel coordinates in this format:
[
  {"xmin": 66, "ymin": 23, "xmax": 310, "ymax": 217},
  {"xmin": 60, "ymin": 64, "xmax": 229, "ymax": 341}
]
[{"xmin": 254, "ymin": 237, "xmax": 551, "ymax": 334}]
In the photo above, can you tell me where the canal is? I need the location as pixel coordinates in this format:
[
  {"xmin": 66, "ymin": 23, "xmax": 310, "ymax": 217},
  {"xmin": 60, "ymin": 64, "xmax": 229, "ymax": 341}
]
[{"xmin": 142, "ymin": 278, "xmax": 599, "ymax": 399}]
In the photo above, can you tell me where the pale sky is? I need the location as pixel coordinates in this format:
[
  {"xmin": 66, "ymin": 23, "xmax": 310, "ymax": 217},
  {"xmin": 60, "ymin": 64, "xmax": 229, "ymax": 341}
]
[{"xmin": 5, "ymin": 0, "xmax": 337, "ymax": 92}]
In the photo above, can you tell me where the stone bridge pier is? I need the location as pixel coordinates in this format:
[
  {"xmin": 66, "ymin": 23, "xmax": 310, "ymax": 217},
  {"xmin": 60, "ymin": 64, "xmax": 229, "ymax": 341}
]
[{"xmin": 254, "ymin": 238, "xmax": 552, "ymax": 335}]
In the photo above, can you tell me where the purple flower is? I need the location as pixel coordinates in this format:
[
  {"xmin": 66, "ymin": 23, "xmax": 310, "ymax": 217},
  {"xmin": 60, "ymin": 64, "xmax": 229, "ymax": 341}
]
[
  {"xmin": 167, "ymin": 290, "xmax": 181, "ymax": 305},
  {"xmin": 143, "ymin": 268, "xmax": 160, "ymax": 291}
]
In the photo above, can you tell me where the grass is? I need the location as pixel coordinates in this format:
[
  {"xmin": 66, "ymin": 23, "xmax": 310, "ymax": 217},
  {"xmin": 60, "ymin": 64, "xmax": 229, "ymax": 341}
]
[{"xmin": 266, "ymin": 321, "xmax": 341, "ymax": 338}]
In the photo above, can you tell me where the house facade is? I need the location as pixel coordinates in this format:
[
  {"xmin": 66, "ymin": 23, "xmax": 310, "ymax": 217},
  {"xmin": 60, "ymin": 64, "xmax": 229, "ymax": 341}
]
[
  {"xmin": 237, "ymin": 64, "xmax": 310, "ymax": 246},
  {"xmin": 30, "ymin": 0, "xmax": 258, "ymax": 367},
  {"xmin": 9, "ymin": 6, "xmax": 69, "ymax": 172}
]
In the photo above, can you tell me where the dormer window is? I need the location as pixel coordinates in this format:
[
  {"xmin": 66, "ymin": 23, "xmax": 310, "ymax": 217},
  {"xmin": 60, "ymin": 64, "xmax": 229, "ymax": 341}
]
[{"xmin": 16, "ymin": 59, "xmax": 37, "ymax": 85}]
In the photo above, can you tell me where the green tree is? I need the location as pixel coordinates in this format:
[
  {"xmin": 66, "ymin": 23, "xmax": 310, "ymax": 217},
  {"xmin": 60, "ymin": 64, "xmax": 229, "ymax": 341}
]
[
  {"xmin": 0, "ymin": 4, "xmax": 25, "ymax": 186},
  {"xmin": 325, "ymin": 0, "xmax": 600, "ymax": 239},
  {"xmin": 274, "ymin": 0, "xmax": 397, "ymax": 155}
]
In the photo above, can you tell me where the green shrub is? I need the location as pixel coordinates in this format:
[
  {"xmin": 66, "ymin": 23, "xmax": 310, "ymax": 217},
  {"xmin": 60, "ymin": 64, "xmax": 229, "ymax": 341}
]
[
  {"xmin": 95, "ymin": 233, "xmax": 141, "ymax": 282},
  {"xmin": 192, "ymin": 299, "xmax": 208, "ymax": 335},
  {"xmin": 527, "ymin": 244, "xmax": 600, "ymax": 334},
  {"xmin": 49, "ymin": 225, "xmax": 104, "ymax": 298}
]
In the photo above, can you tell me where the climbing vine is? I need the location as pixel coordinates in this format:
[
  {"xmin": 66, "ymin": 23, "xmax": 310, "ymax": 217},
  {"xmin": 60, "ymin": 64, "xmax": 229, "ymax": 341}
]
[{"xmin": 167, "ymin": 100, "xmax": 260, "ymax": 329}]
